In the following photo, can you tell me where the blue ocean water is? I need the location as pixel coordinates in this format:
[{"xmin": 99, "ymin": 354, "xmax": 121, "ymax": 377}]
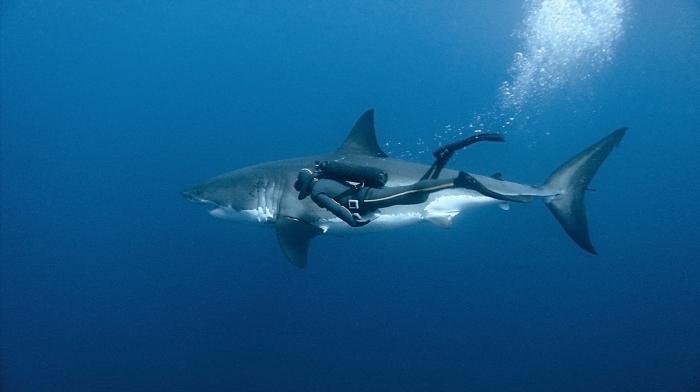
[{"xmin": 1, "ymin": 1, "xmax": 699, "ymax": 391}]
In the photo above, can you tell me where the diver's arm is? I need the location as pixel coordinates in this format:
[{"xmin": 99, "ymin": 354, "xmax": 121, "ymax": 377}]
[{"xmin": 311, "ymin": 193, "xmax": 369, "ymax": 227}]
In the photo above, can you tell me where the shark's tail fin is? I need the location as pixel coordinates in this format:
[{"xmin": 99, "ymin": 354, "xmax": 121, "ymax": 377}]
[{"xmin": 544, "ymin": 128, "xmax": 627, "ymax": 254}]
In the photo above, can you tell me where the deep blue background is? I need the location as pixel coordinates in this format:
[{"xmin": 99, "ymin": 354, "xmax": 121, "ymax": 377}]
[{"xmin": 2, "ymin": 1, "xmax": 699, "ymax": 391}]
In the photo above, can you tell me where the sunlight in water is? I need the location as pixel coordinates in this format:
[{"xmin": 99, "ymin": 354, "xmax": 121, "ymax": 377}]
[{"xmin": 499, "ymin": 0, "xmax": 627, "ymax": 112}]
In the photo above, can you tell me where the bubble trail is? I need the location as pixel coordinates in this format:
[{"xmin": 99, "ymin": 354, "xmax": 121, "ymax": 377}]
[{"xmin": 499, "ymin": 0, "xmax": 627, "ymax": 113}]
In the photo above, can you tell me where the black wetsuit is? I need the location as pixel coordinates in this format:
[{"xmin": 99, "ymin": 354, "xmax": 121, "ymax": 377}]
[
  {"xmin": 305, "ymin": 132, "xmax": 519, "ymax": 227},
  {"xmin": 310, "ymin": 177, "xmax": 457, "ymax": 227}
]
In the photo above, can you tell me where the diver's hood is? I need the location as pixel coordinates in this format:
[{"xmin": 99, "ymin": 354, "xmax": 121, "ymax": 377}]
[{"xmin": 295, "ymin": 168, "xmax": 316, "ymax": 200}]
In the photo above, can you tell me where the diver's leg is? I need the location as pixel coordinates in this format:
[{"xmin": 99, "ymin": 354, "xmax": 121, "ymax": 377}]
[
  {"xmin": 437, "ymin": 133, "xmax": 505, "ymax": 157},
  {"xmin": 362, "ymin": 172, "xmax": 529, "ymax": 210},
  {"xmin": 361, "ymin": 179, "xmax": 457, "ymax": 209},
  {"xmin": 420, "ymin": 133, "xmax": 505, "ymax": 180},
  {"xmin": 454, "ymin": 172, "xmax": 530, "ymax": 203}
]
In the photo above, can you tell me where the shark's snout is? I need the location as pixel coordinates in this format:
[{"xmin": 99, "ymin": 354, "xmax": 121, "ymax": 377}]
[{"xmin": 180, "ymin": 188, "xmax": 203, "ymax": 203}]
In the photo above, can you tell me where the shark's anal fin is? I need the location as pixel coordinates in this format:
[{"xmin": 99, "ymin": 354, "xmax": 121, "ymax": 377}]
[
  {"xmin": 336, "ymin": 109, "xmax": 388, "ymax": 157},
  {"xmin": 275, "ymin": 216, "xmax": 323, "ymax": 268}
]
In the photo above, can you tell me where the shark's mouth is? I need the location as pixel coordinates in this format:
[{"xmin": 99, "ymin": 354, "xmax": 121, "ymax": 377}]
[
  {"xmin": 181, "ymin": 185, "xmax": 279, "ymax": 224},
  {"xmin": 180, "ymin": 191, "xmax": 243, "ymax": 219},
  {"xmin": 209, "ymin": 206, "xmax": 275, "ymax": 224},
  {"xmin": 179, "ymin": 190, "xmax": 219, "ymax": 206}
]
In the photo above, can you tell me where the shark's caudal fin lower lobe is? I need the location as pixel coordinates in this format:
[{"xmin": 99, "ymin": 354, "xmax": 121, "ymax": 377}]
[{"xmin": 544, "ymin": 128, "xmax": 627, "ymax": 254}]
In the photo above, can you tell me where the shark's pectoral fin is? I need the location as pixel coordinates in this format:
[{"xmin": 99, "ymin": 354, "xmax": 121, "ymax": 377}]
[{"xmin": 275, "ymin": 216, "xmax": 323, "ymax": 268}]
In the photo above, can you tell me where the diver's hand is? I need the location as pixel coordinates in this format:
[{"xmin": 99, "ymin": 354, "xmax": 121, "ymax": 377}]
[{"xmin": 352, "ymin": 213, "xmax": 371, "ymax": 227}]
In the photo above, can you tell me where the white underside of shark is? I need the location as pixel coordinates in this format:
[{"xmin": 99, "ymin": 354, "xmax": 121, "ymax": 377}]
[{"xmin": 209, "ymin": 189, "xmax": 500, "ymax": 235}]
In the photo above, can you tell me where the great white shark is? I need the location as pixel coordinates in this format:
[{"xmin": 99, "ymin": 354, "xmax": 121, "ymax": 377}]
[{"xmin": 182, "ymin": 110, "xmax": 626, "ymax": 267}]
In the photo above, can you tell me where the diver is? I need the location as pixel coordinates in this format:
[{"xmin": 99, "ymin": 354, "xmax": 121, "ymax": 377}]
[{"xmin": 294, "ymin": 133, "xmax": 522, "ymax": 227}]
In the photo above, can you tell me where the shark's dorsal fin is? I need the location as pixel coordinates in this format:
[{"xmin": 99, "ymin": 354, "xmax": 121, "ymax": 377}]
[
  {"xmin": 336, "ymin": 109, "xmax": 388, "ymax": 157},
  {"xmin": 275, "ymin": 216, "xmax": 323, "ymax": 268}
]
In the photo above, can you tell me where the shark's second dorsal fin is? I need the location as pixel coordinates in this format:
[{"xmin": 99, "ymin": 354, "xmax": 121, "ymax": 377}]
[
  {"xmin": 490, "ymin": 172, "xmax": 504, "ymax": 181},
  {"xmin": 336, "ymin": 109, "xmax": 388, "ymax": 157},
  {"xmin": 275, "ymin": 216, "xmax": 323, "ymax": 268}
]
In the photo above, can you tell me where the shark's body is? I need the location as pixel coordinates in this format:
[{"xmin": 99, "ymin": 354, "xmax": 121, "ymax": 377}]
[{"xmin": 182, "ymin": 110, "xmax": 626, "ymax": 267}]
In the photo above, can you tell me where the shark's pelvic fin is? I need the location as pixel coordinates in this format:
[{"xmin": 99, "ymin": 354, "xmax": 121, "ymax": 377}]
[
  {"xmin": 275, "ymin": 216, "xmax": 324, "ymax": 268},
  {"xmin": 544, "ymin": 127, "xmax": 627, "ymax": 254},
  {"xmin": 336, "ymin": 109, "xmax": 388, "ymax": 157},
  {"xmin": 426, "ymin": 214, "xmax": 455, "ymax": 229}
]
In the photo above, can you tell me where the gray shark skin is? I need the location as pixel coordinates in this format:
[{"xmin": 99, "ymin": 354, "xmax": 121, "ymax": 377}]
[{"xmin": 182, "ymin": 110, "xmax": 627, "ymax": 267}]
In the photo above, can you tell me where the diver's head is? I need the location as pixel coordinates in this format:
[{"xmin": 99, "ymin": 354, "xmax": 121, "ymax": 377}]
[{"xmin": 294, "ymin": 168, "xmax": 317, "ymax": 199}]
